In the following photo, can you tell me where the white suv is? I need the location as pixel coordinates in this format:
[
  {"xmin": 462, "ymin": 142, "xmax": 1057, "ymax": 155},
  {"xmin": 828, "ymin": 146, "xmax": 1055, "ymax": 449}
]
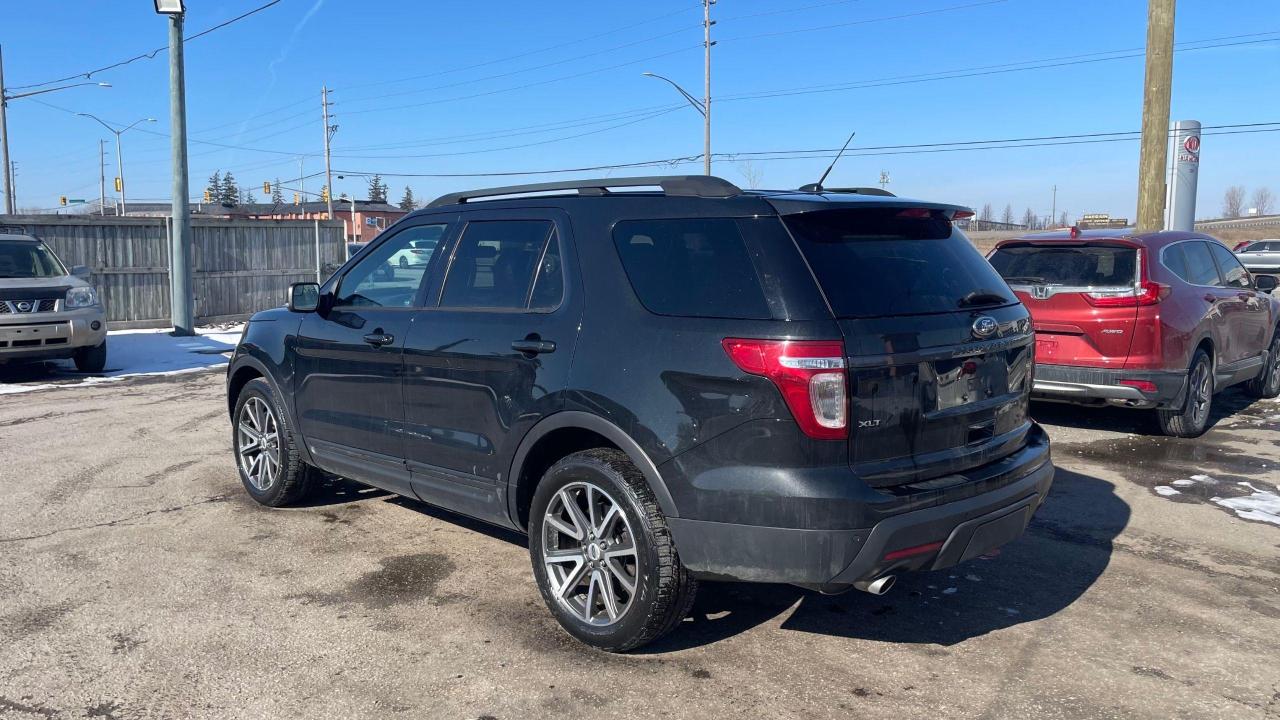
[{"xmin": 0, "ymin": 232, "xmax": 107, "ymax": 372}]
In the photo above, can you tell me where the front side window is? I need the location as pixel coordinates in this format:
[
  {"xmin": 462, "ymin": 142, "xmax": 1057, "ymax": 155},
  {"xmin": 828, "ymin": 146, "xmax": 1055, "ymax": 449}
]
[
  {"xmin": 0, "ymin": 240, "xmax": 67, "ymax": 278},
  {"xmin": 440, "ymin": 220, "xmax": 558, "ymax": 310},
  {"xmin": 1208, "ymin": 241, "xmax": 1252, "ymax": 289},
  {"xmin": 335, "ymin": 223, "xmax": 447, "ymax": 307}
]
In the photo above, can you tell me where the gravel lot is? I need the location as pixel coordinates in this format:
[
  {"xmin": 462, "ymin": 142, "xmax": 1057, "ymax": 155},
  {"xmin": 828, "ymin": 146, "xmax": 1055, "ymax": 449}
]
[{"xmin": 1, "ymin": 367, "xmax": 1278, "ymax": 719}]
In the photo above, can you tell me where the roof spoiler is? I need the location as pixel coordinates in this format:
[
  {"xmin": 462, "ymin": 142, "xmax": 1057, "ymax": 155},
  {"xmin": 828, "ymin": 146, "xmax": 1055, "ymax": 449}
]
[
  {"xmin": 426, "ymin": 175, "xmax": 742, "ymax": 208},
  {"xmin": 796, "ymin": 185, "xmax": 896, "ymax": 197}
]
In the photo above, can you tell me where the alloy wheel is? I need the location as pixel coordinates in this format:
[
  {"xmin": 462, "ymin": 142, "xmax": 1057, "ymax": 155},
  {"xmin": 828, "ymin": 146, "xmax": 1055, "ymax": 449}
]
[
  {"xmin": 1190, "ymin": 360, "xmax": 1212, "ymax": 427},
  {"xmin": 1268, "ymin": 338, "xmax": 1280, "ymax": 395},
  {"xmin": 237, "ymin": 396, "xmax": 281, "ymax": 491},
  {"xmin": 541, "ymin": 481, "xmax": 640, "ymax": 627}
]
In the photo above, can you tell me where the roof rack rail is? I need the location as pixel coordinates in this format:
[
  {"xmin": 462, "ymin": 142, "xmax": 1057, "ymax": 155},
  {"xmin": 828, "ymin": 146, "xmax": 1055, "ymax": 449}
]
[
  {"xmin": 797, "ymin": 184, "xmax": 896, "ymax": 197},
  {"xmin": 426, "ymin": 175, "xmax": 741, "ymax": 208}
]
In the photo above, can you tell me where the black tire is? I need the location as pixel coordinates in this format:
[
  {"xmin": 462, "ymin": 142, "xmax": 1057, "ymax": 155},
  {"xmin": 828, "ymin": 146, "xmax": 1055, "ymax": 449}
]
[
  {"xmin": 73, "ymin": 341, "xmax": 107, "ymax": 373},
  {"xmin": 1243, "ymin": 327, "xmax": 1280, "ymax": 399},
  {"xmin": 528, "ymin": 448, "xmax": 697, "ymax": 652},
  {"xmin": 1157, "ymin": 348, "xmax": 1214, "ymax": 437},
  {"xmin": 232, "ymin": 377, "xmax": 315, "ymax": 507}
]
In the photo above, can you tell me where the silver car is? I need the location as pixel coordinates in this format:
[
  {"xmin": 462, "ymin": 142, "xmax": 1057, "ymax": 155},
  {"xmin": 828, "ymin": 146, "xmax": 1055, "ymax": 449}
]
[
  {"xmin": 0, "ymin": 232, "xmax": 107, "ymax": 372},
  {"xmin": 1236, "ymin": 239, "xmax": 1280, "ymax": 274}
]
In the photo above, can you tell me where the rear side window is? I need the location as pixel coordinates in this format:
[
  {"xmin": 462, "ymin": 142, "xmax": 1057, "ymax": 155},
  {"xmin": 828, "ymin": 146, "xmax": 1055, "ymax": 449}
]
[
  {"xmin": 612, "ymin": 218, "xmax": 770, "ymax": 319},
  {"xmin": 440, "ymin": 220, "xmax": 558, "ymax": 310},
  {"xmin": 989, "ymin": 244, "xmax": 1136, "ymax": 287},
  {"xmin": 783, "ymin": 208, "xmax": 1010, "ymax": 318},
  {"xmin": 1174, "ymin": 241, "xmax": 1222, "ymax": 286}
]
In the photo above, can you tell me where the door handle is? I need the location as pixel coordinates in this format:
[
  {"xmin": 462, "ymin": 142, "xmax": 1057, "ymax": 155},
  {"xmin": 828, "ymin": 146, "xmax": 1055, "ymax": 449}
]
[
  {"xmin": 362, "ymin": 332, "xmax": 395, "ymax": 347},
  {"xmin": 511, "ymin": 339, "xmax": 556, "ymax": 355},
  {"xmin": 1203, "ymin": 294, "xmax": 1218, "ymax": 303}
]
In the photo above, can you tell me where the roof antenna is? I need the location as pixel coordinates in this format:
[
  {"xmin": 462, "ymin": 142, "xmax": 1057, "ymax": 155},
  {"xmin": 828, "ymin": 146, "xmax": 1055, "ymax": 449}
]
[{"xmin": 800, "ymin": 131, "xmax": 856, "ymax": 192}]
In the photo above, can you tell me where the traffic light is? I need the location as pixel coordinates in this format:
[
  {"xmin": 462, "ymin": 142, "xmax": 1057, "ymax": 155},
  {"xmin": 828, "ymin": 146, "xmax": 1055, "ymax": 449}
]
[
  {"xmin": 321, "ymin": 187, "xmax": 329, "ymax": 202},
  {"xmin": 203, "ymin": 190, "xmax": 212, "ymax": 203},
  {"xmin": 263, "ymin": 181, "xmax": 271, "ymax": 195},
  {"xmin": 114, "ymin": 177, "xmax": 122, "ymax": 192},
  {"xmin": 59, "ymin": 196, "xmax": 67, "ymax": 206}
]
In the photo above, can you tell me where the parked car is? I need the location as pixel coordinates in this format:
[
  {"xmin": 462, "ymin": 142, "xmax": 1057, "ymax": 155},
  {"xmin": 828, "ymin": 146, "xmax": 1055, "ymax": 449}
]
[
  {"xmin": 0, "ymin": 232, "xmax": 107, "ymax": 372},
  {"xmin": 989, "ymin": 229, "xmax": 1280, "ymax": 437},
  {"xmin": 1235, "ymin": 239, "xmax": 1280, "ymax": 273},
  {"xmin": 388, "ymin": 236, "xmax": 440, "ymax": 268},
  {"xmin": 226, "ymin": 176, "xmax": 1053, "ymax": 651}
]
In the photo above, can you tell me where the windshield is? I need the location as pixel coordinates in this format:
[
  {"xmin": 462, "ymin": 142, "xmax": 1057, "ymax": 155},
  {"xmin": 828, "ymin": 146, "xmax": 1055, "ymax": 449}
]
[
  {"xmin": 0, "ymin": 240, "xmax": 67, "ymax": 279},
  {"xmin": 783, "ymin": 208, "xmax": 1013, "ymax": 318},
  {"xmin": 989, "ymin": 244, "xmax": 1137, "ymax": 287}
]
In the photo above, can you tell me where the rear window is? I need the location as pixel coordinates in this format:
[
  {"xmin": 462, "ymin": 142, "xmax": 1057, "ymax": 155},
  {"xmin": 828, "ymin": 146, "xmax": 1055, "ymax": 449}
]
[
  {"xmin": 989, "ymin": 244, "xmax": 1137, "ymax": 287},
  {"xmin": 782, "ymin": 208, "xmax": 1011, "ymax": 318},
  {"xmin": 612, "ymin": 218, "xmax": 771, "ymax": 319}
]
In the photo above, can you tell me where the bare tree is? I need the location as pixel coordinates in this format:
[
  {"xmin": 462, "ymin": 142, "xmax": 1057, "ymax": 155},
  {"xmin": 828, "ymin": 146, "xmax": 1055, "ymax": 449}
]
[
  {"xmin": 1251, "ymin": 187, "xmax": 1274, "ymax": 215},
  {"xmin": 737, "ymin": 160, "xmax": 764, "ymax": 190},
  {"xmin": 979, "ymin": 203, "xmax": 994, "ymax": 223},
  {"xmin": 1059, "ymin": 211, "xmax": 1069, "ymax": 227},
  {"xmin": 1223, "ymin": 185, "xmax": 1247, "ymax": 217},
  {"xmin": 1022, "ymin": 207, "xmax": 1037, "ymax": 229},
  {"xmin": 1001, "ymin": 204, "xmax": 1014, "ymax": 225}
]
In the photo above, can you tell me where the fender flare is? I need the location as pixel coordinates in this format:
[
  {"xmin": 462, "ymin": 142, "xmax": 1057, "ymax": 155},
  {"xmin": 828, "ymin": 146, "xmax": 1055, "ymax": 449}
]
[{"xmin": 507, "ymin": 411, "xmax": 679, "ymax": 526}]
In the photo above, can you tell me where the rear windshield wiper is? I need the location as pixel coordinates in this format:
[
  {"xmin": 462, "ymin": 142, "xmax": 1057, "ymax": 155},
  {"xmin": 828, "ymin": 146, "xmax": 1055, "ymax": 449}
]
[
  {"xmin": 957, "ymin": 289, "xmax": 1009, "ymax": 308},
  {"xmin": 999, "ymin": 276, "xmax": 1047, "ymax": 284}
]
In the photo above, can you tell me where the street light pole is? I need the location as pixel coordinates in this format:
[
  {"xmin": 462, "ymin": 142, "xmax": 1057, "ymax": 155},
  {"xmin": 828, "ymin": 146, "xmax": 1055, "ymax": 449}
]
[
  {"xmin": 1, "ymin": 45, "xmax": 12, "ymax": 215},
  {"xmin": 642, "ymin": 72, "xmax": 709, "ymax": 173},
  {"xmin": 156, "ymin": 0, "xmax": 193, "ymax": 336},
  {"xmin": 98, "ymin": 139, "xmax": 106, "ymax": 215},
  {"xmin": 77, "ymin": 115, "xmax": 155, "ymax": 216},
  {"xmin": 703, "ymin": 0, "xmax": 714, "ymax": 177}
]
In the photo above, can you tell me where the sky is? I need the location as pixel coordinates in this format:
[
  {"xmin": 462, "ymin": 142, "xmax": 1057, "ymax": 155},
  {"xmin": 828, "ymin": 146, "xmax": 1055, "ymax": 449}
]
[{"xmin": 1, "ymin": 0, "xmax": 1277, "ymax": 220}]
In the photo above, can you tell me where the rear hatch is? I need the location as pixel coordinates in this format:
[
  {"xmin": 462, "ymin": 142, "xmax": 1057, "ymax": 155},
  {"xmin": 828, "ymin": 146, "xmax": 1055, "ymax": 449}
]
[
  {"xmin": 987, "ymin": 240, "xmax": 1140, "ymax": 368},
  {"xmin": 780, "ymin": 205, "xmax": 1034, "ymax": 488}
]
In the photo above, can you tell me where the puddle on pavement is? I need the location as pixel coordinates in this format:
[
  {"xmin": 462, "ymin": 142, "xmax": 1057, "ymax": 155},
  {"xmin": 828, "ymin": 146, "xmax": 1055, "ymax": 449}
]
[{"xmin": 1055, "ymin": 432, "xmax": 1280, "ymax": 527}]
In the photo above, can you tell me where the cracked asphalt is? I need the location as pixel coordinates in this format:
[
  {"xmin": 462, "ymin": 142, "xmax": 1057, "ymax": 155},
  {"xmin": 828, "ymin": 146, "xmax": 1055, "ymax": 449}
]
[{"xmin": 1, "ymin": 369, "xmax": 1279, "ymax": 719}]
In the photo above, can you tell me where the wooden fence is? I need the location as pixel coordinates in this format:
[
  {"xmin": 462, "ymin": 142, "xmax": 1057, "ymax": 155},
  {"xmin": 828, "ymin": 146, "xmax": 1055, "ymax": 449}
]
[{"xmin": 0, "ymin": 215, "xmax": 346, "ymax": 328}]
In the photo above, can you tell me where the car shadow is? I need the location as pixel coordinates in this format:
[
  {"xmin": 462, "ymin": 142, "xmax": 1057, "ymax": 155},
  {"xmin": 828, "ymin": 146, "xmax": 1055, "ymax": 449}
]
[
  {"xmin": 638, "ymin": 467, "xmax": 1128, "ymax": 652},
  {"xmin": 1029, "ymin": 386, "xmax": 1258, "ymax": 435}
]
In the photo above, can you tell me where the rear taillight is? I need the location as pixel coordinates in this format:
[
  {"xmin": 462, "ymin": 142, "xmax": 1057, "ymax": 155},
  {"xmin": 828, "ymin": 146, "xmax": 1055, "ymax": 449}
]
[
  {"xmin": 1083, "ymin": 248, "xmax": 1168, "ymax": 307},
  {"xmin": 722, "ymin": 338, "xmax": 848, "ymax": 440}
]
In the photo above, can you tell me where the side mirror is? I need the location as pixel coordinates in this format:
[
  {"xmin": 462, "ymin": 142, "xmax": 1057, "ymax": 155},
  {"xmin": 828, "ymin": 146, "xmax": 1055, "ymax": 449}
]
[
  {"xmin": 287, "ymin": 282, "xmax": 321, "ymax": 312},
  {"xmin": 1255, "ymin": 274, "xmax": 1278, "ymax": 293},
  {"xmin": 71, "ymin": 264, "xmax": 91, "ymax": 278}
]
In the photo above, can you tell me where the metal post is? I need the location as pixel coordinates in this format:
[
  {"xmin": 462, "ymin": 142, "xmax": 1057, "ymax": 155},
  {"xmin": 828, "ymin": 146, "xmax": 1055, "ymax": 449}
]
[
  {"xmin": 114, "ymin": 131, "xmax": 125, "ymax": 215},
  {"xmin": 1051, "ymin": 185, "xmax": 1057, "ymax": 227},
  {"xmin": 322, "ymin": 86, "xmax": 334, "ymax": 219},
  {"xmin": 0, "ymin": 45, "xmax": 13, "ymax": 215},
  {"xmin": 298, "ymin": 156, "xmax": 305, "ymax": 204},
  {"xmin": 98, "ymin": 139, "xmax": 106, "ymax": 215},
  {"xmin": 168, "ymin": 12, "xmax": 194, "ymax": 336},
  {"xmin": 350, "ymin": 195, "xmax": 358, "ymax": 241},
  {"xmin": 314, "ymin": 218, "xmax": 321, "ymax": 282},
  {"xmin": 1167, "ymin": 119, "xmax": 1201, "ymax": 231},
  {"xmin": 703, "ymin": 0, "xmax": 713, "ymax": 176},
  {"xmin": 1135, "ymin": 0, "xmax": 1176, "ymax": 233}
]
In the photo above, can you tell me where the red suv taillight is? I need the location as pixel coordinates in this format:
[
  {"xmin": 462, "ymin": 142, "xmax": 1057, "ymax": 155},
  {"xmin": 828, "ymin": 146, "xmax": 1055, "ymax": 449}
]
[
  {"xmin": 1083, "ymin": 248, "xmax": 1169, "ymax": 307},
  {"xmin": 721, "ymin": 338, "xmax": 848, "ymax": 440}
]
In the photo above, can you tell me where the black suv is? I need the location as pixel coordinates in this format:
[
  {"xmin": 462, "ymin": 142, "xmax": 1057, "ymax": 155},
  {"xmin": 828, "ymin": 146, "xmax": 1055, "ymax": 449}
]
[{"xmin": 226, "ymin": 176, "xmax": 1053, "ymax": 651}]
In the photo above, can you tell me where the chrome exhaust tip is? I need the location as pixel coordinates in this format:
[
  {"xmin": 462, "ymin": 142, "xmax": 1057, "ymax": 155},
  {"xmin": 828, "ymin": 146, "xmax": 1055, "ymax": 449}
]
[{"xmin": 853, "ymin": 575, "xmax": 896, "ymax": 596}]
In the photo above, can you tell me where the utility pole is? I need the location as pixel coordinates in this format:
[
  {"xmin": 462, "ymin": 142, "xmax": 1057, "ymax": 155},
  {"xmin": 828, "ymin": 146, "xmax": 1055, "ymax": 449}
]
[
  {"xmin": 297, "ymin": 156, "xmax": 305, "ymax": 204},
  {"xmin": 703, "ymin": 0, "xmax": 715, "ymax": 176},
  {"xmin": 322, "ymin": 86, "xmax": 335, "ymax": 219},
  {"xmin": 159, "ymin": 1, "xmax": 194, "ymax": 336},
  {"xmin": 1135, "ymin": 0, "xmax": 1176, "ymax": 233},
  {"xmin": 879, "ymin": 170, "xmax": 891, "ymax": 190},
  {"xmin": 98, "ymin": 140, "xmax": 106, "ymax": 215},
  {"xmin": 1051, "ymin": 184, "xmax": 1057, "ymax": 226},
  {"xmin": 0, "ymin": 45, "xmax": 11, "ymax": 214}
]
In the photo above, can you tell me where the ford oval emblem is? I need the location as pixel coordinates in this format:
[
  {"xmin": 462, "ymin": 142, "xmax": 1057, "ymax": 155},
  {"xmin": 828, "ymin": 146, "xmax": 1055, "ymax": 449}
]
[{"xmin": 972, "ymin": 315, "xmax": 999, "ymax": 339}]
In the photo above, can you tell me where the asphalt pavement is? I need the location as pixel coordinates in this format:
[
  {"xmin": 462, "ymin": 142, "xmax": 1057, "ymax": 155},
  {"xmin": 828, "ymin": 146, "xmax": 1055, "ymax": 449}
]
[{"xmin": 1, "ymin": 369, "xmax": 1278, "ymax": 719}]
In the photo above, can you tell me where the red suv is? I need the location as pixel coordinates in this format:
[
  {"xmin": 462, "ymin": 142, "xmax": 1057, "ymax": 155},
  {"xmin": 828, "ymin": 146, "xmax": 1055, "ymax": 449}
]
[{"xmin": 989, "ymin": 229, "xmax": 1280, "ymax": 437}]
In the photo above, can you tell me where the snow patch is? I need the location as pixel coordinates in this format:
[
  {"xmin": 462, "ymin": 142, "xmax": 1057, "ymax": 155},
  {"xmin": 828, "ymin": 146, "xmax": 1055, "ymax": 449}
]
[
  {"xmin": 1189, "ymin": 474, "xmax": 1218, "ymax": 484},
  {"xmin": 1212, "ymin": 486, "xmax": 1280, "ymax": 526},
  {"xmin": 1153, "ymin": 486, "xmax": 1181, "ymax": 497}
]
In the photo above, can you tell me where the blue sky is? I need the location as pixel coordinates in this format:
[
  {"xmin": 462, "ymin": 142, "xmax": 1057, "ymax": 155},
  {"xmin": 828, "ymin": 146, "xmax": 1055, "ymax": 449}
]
[{"xmin": 2, "ymin": 0, "xmax": 1277, "ymax": 219}]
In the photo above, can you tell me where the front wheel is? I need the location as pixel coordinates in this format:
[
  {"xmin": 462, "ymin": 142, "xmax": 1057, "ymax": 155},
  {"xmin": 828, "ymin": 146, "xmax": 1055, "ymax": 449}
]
[
  {"xmin": 1243, "ymin": 328, "xmax": 1280, "ymax": 399},
  {"xmin": 529, "ymin": 449, "xmax": 697, "ymax": 652},
  {"xmin": 233, "ymin": 377, "xmax": 315, "ymax": 506},
  {"xmin": 1157, "ymin": 349, "xmax": 1214, "ymax": 437},
  {"xmin": 73, "ymin": 341, "xmax": 107, "ymax": 373}
]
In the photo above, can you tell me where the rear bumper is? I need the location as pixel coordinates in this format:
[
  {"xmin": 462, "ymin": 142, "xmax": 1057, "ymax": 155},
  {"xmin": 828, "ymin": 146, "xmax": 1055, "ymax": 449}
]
[
  {"xmin": 1032, "ymin": 363, "xmax": 1186, "ymax": 408},
  {"xmin": 0, "ymin": 309, "xmax": 107, "ymax": 362},
  {"xmin": 667, "ymin": 429, "xmax": 1054, "ymax": 586}
]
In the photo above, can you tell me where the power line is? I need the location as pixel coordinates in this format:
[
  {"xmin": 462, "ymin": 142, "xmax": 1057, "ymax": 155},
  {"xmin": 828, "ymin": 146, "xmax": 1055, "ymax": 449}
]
[
  {"xmin": 722, "ymin": 0, "xmax": 1008, "ymax": 42},
  {"xmin": 9, "ymin": 1, "xmax": 283, "ymax": 91}
]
